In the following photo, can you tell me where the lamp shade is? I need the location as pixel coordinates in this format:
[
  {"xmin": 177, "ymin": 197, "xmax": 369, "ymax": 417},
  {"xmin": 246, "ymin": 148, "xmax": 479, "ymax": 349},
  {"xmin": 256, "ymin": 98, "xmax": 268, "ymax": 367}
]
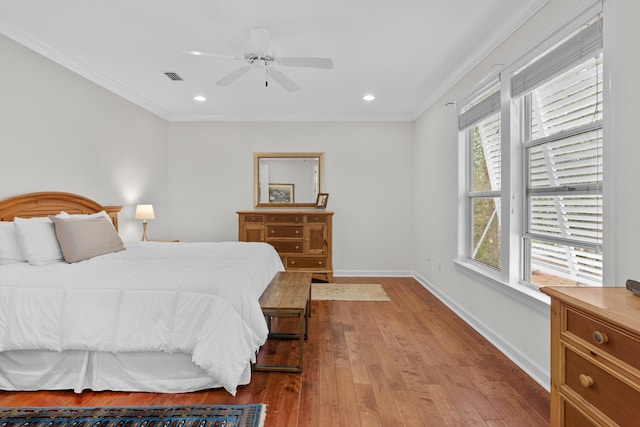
[{"xmin": 134, "ymin": 204, "xmax": 155, "ymax": 220}]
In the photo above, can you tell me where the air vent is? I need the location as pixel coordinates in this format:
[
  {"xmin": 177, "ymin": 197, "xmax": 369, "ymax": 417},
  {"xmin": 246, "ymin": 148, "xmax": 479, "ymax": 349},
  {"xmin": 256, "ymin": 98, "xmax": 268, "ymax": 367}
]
[{"xmin": 164, "ymin": 72, "xmax": 183, "ymax": 81}]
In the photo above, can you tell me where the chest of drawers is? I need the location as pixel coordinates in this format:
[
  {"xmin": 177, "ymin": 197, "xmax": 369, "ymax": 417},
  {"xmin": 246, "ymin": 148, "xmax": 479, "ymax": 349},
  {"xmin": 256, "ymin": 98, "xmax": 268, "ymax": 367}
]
[
  {"xmin": 237, "ymin": 210, "xmax": 333, "ymax": 282},
  {"xmin": 541, "ymin": 286, "xmax": 640, "ymax": 426}
]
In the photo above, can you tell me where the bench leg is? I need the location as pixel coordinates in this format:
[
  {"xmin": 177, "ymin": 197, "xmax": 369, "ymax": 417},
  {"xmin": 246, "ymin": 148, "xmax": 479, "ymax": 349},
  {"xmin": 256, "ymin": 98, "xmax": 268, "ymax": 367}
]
[
  {"xmin": 299, "ymin": 310, "xmax": 305, "ymax": 370},
  {"xmin": 253, "ymin": 310, "xmax": 306, "ymax": 373}
]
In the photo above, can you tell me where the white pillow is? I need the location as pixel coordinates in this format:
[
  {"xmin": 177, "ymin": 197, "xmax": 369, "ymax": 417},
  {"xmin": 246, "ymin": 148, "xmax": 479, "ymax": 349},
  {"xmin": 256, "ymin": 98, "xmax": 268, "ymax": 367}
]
[
  {"xmin": 0, "ymin": 222, "xmax": 27, "ymax": 264},
  {"xmin": 13, "ymin": 217, "xmax": 64, "ymax": 266}
]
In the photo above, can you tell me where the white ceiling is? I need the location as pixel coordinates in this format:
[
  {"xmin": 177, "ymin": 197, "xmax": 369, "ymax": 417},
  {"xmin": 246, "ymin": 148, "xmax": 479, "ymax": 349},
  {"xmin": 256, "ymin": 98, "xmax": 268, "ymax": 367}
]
[{"xmin": 0, "ymin": 0, "xmax": 546, "ymax": 121}]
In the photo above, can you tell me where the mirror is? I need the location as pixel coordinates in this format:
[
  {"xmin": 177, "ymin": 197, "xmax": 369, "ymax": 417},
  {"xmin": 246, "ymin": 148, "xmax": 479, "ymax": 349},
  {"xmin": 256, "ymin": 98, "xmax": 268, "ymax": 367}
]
[{"xmin": 254, "ymin": 152, "xmax": 324, "ymax": 208}]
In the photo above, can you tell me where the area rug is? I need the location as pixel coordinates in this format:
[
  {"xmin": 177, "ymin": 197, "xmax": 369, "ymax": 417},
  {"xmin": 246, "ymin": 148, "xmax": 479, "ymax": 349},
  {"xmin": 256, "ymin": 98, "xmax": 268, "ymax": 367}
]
[
  {"xmin": 0, "ymin": 404, "xmax": 265, "ymax": 427},
  {"xmin": 311, "ymin": 283, "xmax": 390, "ymax": 301}
]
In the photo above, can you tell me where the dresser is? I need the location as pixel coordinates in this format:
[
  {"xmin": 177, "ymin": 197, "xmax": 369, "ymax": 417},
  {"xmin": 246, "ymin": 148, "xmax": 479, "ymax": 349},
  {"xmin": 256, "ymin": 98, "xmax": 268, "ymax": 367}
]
[
  {"xmin": 541, "ymin": 286, "xmax": 640, "ymax": 426},
  {"xmin": 237, "ymin": 210, "xmax": 333, "ymax": 282}
]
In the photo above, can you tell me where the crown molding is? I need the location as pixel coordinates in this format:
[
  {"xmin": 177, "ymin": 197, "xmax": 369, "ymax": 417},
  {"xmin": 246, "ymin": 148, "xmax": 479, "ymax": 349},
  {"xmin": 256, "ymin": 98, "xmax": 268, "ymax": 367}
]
[
  {"xmin": 411, "ymin": 0, "xmax": 550, "ymax": 120},
  {"xmin": 0, "ymin": 18, "xmax": 171, "ymax": 120},
  {"xmin": 167, "ymin": 112, "xmax": 415, "ymax": 122},
  {"xmin": 2, "ymin": 0, "xmax": 549, "ymax": 124}
]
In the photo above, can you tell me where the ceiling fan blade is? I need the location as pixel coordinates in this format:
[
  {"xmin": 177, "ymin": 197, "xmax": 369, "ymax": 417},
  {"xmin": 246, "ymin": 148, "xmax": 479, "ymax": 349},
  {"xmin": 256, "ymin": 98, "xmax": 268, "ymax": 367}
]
[
  {"xmin": 249, "ymin": 28, "xmax": 271, "ymax": 55},
  {"xmin": 277, "ymin": 57, "xmax": 334, "ymax": 69},
  {"xmin": 267, "ymin": 68, "xmax": 300, "ymax": 92},
  {"xmin": 216, "ymin": 66, "xmax": 253, "ymax": 86},
  {"xmin": 182, "ymin": 50, "xmax": 240, "ymax": 60}
]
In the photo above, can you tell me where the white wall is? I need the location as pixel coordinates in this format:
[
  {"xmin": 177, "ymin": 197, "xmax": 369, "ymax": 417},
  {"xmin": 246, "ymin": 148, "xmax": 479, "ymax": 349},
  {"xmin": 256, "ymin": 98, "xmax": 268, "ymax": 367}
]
[
  {"xmin": 167, "ymin": 121, "xmax": 415, "ymax": 274},
  {"xmin": 0, "ymin": 32, "xmax": 415, "ymax": 272},
  {"xmin": 612, "ymin": 0, "xmax": 640, "ymax": 284},
  {"xmin": 0, "ymin": 34, "xmax": 169, "ymax": 241}
]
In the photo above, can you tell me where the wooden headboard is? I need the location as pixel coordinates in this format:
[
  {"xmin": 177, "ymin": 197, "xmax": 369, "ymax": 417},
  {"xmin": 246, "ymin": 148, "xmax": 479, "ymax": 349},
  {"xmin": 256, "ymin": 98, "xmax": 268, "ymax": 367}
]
[{"xmin": 0, "ymin": 192, "xmax": 122, "ymax": 231}]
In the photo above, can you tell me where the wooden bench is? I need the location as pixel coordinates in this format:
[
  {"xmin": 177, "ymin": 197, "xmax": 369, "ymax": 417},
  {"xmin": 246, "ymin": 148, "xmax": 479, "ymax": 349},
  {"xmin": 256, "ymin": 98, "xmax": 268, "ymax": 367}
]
[{"xmin": 253, "ymin": 271, "xmax": 312, "ymax": 373}]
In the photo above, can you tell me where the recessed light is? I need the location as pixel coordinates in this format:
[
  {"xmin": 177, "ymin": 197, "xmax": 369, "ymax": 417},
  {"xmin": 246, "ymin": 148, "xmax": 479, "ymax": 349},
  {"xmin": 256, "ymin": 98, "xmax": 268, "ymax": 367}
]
[
  {"xmin": 193, "ymin": 95, "xmax": 207, "ymax": 102},
  {"xmin": 363, "ymin": 94, "xmax": 375, "ymax": 101}
]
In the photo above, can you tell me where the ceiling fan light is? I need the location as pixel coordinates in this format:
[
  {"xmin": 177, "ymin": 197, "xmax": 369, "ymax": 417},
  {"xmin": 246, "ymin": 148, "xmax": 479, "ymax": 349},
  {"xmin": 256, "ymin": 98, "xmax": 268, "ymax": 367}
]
[
  {"xmin": 363, "ymin": 94, "xmax": 375, "ymax": 101},
  {"xmin": 193, "ymin": 95, "xmax": 207, "ymax": 102}
]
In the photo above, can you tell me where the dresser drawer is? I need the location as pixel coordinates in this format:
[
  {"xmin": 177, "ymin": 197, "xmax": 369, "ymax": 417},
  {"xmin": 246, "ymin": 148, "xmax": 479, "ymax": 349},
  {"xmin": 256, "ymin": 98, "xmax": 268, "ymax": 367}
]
[
  {"xmin": 266, "ymin": 225, "xmax": 303, "ymax": 238},
  {"xmin": 564, "ymin": 306, "xmax": 640, "ymax": 369},
  {"xmin": 270, "ymin": 241, "xmax": 304, "ymax": 253},
  {"xmin": 564, "ymin": 346, "xmax": 640, "ymax": 426},
  {"xmin": 286, "ymin": 256, "xmax": 327, "ymax": 269},
  {"xmin": 266, "ymin": 214, "xmax": 304, "ymax": 224},
  {"xmin": 241, "ymin": 214, "xmax": 264, "ymax": 223},
  {"xmin": 562, "ymin": 397, "xmax": 599, "ymax": 427},
  {"xmin": 306, "ymin": 214, "xmax": 327, "ymax": 224}
]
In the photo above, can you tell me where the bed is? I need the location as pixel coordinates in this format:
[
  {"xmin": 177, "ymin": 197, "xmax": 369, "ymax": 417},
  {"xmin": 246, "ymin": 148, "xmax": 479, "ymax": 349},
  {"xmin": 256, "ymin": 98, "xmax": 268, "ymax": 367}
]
[{"xmin": 0, "ymin": 192, "xmax": 284, "ymax": 395}]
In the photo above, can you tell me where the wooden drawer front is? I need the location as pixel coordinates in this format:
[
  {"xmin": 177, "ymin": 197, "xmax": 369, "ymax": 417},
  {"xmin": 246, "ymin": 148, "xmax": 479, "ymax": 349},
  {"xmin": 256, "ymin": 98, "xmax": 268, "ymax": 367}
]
[
  {"xmin": 306, "ymin": 214, "xmax": 327, "ymax": 224},
  {"xmin": 242, "ymin": 214, "xmax": 264, "ymax": 223},
  {"xmin": 564, "ymin": 347, "xmax": 640, "ymax": 426},
  {"xmin": 267, "ymin": 225, "xmax": 303, "ymax": 238},
  {"xmin": 266, "ymin": 214, "xmax": 303, "ymax": 224},
  {"xmin": 287, "ymin": 257, "xmax": 327, "ymax": 269},
  {"xmin": 270, "ymin": 241, "xmax": 304, "ymax": 254},
  {"xmin": 565, "ymin": 306, "xmax": 640, "ymax": 369},
  {"xmin": 562, "ymin": 398, "xmax": 598, "ymax": 427}
]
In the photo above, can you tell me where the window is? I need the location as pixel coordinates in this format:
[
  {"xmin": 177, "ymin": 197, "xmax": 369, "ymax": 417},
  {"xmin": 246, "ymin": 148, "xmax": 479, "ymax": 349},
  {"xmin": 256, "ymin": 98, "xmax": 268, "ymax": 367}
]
[
  {"xmin": 457, "ymin": 14, "xmax": 604, "ymax": 288},
  {"xmin": 517, "ymin": 19, "xmax": 603, "ymax": 287},
  {"xmin": 459, "ymin": 84, "xmax": 501, "ymax": 270}
]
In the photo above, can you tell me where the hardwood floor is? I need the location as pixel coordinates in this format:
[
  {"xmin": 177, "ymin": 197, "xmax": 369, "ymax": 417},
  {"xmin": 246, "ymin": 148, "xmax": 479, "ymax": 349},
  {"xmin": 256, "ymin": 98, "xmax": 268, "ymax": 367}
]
[{"xmin": 0, "ymin": 277, "xmax": 550, "ymax": 426}]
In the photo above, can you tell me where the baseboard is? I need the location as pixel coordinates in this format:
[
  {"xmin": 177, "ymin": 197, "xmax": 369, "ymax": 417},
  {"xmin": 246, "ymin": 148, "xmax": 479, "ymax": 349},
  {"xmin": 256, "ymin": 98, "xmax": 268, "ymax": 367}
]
[{"xmin": 334, "ymin": 269, "xmax": 415, "ymax": 277}]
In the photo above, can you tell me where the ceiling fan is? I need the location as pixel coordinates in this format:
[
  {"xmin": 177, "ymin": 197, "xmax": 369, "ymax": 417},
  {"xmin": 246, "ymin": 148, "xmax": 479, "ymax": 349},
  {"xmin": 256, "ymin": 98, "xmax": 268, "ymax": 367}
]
[{"xmin": 184, "ymin": 28, "xmax": 334, "ymax": 92}]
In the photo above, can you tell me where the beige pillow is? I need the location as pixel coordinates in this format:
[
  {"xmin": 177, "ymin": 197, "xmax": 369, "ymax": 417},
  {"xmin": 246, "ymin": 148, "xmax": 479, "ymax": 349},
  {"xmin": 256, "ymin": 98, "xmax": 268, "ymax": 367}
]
[{"xmin": 49, "ymin": 216, "xmax": 125, "ymax": 263}]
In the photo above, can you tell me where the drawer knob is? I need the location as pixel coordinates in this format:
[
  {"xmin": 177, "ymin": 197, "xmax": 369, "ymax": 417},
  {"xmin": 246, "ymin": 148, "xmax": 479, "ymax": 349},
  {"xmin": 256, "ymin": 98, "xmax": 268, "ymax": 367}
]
[
  {"xmin": 290, "ymin": 261, "xmax": 295, "ymax": 265},
  {"xmin": 579, "ymin": 374, "xmax": 594, "ymax": 388},
  {"xmin": 296, "ymin": 230, "xmax": 300, "ymax": 234},
  {"xmin": 270, "ymin": 217, "xmax": 275, "ymax": 222},
  {"xmin": 318, "ymin": 261, "xmax": 323, "ymax": 265},
  {"xmin": 295, "ymin": 245, "xmax": 300, "ymax": 250},
  {"xmin": 593, "ymin": 331, "xmax": 608, "ymax": 345},
  {"xmin": 271, "ymin": 230, "xmax": 275, "ymax": 234}
]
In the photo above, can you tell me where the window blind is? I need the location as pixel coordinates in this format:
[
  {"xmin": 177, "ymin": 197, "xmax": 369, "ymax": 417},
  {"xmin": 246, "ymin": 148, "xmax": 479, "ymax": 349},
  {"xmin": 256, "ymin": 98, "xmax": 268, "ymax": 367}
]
[
  {"xmin": 511, "ymin": 18, "xmax": 602, "ymax": 98},
  {"xmin": 458, "ymin": 91, "xmax": 500, "ymax": 131}
]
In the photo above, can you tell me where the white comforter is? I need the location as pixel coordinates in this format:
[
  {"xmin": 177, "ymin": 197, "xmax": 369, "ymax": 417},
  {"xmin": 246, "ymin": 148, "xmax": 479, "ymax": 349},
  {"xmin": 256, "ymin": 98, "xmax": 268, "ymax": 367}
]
[{"xmin": 0, "ymin": 241, "xmax": 284, "ymax": 394}]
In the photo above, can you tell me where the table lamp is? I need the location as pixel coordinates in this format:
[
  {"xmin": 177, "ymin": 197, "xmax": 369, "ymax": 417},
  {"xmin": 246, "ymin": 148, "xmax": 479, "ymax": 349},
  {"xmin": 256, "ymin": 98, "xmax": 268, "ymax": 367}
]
[{"xmin": 134, "ymin": 204, "xmax": 155, "ymax": 241}]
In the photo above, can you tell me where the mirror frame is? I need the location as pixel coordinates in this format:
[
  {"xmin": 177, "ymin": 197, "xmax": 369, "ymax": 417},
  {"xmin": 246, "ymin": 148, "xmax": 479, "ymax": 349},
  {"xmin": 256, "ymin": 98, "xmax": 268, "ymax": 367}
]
[{"xmin": 254, "ymin": 152, "xmax": 324, "ymax": 208}]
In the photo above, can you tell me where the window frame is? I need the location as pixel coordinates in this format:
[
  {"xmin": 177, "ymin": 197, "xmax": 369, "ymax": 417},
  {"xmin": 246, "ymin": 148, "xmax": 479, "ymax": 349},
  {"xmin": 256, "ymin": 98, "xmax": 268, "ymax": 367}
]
[
  {"xmin": 459, "ymin": 85, "xmax": 503, "ymax": 272},
  {"xmin": 454, "ymin": 2, "xmax": 611, "ymax": 298}
]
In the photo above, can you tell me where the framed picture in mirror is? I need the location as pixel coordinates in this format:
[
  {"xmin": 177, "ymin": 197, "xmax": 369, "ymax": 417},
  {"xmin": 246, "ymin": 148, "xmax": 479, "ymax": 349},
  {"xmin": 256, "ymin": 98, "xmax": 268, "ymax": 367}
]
[
  {"xmin": 269, "ymin": 183, "xmax": 294, "ymax": 203},
  {"xmin": 315, "ymin": 193, "xmax": 329, "ymax": 209}
]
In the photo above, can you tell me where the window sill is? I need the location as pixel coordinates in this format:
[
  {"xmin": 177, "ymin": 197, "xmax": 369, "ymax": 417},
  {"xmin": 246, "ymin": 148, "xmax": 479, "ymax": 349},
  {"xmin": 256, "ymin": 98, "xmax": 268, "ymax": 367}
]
[{"xmin": 453, "ymin": 259, "xmax": 550, "ymax": 316}]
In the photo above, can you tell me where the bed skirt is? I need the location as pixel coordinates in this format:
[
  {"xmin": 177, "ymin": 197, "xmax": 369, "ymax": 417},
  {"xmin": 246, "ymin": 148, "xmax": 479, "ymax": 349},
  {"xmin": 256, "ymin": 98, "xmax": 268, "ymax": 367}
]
[{"xmin": 0, "ymin": 350, "xmax": 250, "ymax": 393}]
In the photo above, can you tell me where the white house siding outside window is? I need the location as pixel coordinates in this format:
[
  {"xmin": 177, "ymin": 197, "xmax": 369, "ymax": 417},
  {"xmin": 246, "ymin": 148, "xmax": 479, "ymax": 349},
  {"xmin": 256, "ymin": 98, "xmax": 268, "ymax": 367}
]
[{"xmin": 458, "ymin": 14, "xmax": 604, "ymax": 288}]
